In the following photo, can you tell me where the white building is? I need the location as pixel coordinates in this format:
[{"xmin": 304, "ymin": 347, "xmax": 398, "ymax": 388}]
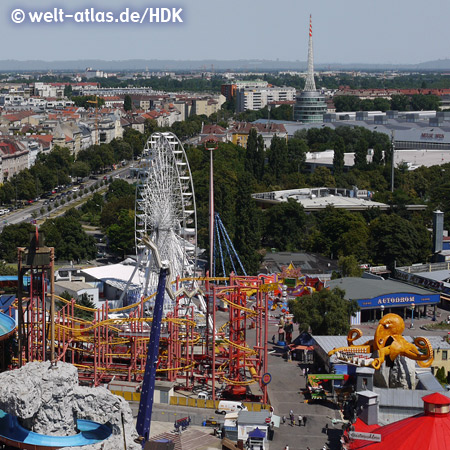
[
  {"xmin": 54, "ymin": 281, "xmax": 100, "ymax": 307},
  {"xmin": 236, "ymin": 86, "xmax": 296, "ymax": 112}
]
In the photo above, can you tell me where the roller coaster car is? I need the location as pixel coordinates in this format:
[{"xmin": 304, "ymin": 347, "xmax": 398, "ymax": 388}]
[{"xmin": 221, "ymin": 384, "xmax": 247, "ymax": 399}]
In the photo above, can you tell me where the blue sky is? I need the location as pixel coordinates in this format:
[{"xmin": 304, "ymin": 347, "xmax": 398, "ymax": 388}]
[{"xmin": 2, "ymin": 0, "xmax": 450, "ymax": 64}]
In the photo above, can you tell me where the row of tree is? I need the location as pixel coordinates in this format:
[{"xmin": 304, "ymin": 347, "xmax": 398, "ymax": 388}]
[
  {"xmin": 0, "ymin": 129, "xmax": 144, "ymax": 205},
  {"xmin": 333, "ymin": 94, "xmax": 441, "ymax": 112}
]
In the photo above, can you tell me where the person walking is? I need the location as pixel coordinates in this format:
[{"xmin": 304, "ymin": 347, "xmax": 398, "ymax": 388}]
[
  {"xmin": 282, "ymin": 415, "xmax": 286, "ymax": 424},
  {"xmin": 303, "ymin": 415, "xmax": 307, "ymax": 427},
  {"xmin": 298, "ymin": 414, "xmax": 303, "ymax": 426},
  {"xmin": 290, "ymin": 411, "xmax": 294, "ymax": 426}
]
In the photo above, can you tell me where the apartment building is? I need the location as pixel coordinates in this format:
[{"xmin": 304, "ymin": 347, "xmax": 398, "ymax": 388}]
[{"xmin": 236, "ymin": 86, "xmax": 296, "ymax": 113}]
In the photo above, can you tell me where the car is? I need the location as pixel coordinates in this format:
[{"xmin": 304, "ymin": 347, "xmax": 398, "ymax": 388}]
[
  {"xmin": 43, "ymin": 200, "xmax": 49, "ymax": 205},
  {"xmin": 27, "ymin": 199, "xmax": 34, "ymax": 204},
  {"xmin": 72, "ymin": 187, "xmax": 79, "ymax": 192}
]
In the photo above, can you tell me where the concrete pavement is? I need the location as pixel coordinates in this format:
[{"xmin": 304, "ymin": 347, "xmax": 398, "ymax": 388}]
[{"xmin": 265, "ymin": 320, "xmax": 342, "ymax": 450}]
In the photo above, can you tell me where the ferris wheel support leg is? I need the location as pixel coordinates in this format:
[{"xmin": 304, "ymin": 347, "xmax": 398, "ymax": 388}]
[{"xmin": 135, "ymin": 265, "xmax": 169, "ymax": 445}]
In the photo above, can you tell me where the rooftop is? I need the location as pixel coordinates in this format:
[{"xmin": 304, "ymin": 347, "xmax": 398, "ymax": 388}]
[{"xmin": 326, "ymin": 277, "xmax": 437, "ymax": 300}]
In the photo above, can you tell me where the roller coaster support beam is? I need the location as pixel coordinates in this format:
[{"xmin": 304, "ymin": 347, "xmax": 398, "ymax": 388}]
[{"xmin": 136, "ymin": 263, "xmax": 169, "ymax": 445}]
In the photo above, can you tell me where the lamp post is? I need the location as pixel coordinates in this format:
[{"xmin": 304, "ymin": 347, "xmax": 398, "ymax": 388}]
[
  {"xmin": 380, "ymin": 304, "xmax": 385, "ymax": 319},
  {"xmin": 410, "ymin": 303, "xmax": 415, "ymax": 329}
]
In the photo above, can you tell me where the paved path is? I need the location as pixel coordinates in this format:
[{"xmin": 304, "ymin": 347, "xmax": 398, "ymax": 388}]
[{"xmin": 265, "ymin": 319, "xmax": 342, "ymax": 450}]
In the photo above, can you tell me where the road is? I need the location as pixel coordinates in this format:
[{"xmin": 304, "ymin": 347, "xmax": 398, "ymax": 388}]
[{"xmin": 0, "ymin": 164, "xmax": 134, "ymax": 232}]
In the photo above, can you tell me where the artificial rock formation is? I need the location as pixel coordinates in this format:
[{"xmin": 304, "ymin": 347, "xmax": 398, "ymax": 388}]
[
  {"xmin": 0, "ymin": 361, "xmax": 141, "ymax": 449},
  {"xmin": 373, "ymin": 355, "xmax": 416, "ymax": 389}
]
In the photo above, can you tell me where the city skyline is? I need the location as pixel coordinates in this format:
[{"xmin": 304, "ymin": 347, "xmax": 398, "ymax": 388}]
[{"xmin": 1, "ymin": 0, "xmax": 450, "ymax": 65}]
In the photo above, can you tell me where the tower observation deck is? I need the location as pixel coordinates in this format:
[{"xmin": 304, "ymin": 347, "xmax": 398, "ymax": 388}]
[{"xmin": 293, "ymin": 15, "xmax": 327, "ymax": 123}]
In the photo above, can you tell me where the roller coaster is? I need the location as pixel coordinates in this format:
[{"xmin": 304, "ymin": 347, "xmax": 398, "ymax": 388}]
[{"xmin": 8, "ymin": 268, "xmax": 272, "ymax": 404}]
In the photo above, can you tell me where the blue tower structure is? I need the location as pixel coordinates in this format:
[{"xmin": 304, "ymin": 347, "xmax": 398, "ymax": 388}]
[{"xmin": 135, "ymin": 265, "xmax": 169, "ymax": 444}]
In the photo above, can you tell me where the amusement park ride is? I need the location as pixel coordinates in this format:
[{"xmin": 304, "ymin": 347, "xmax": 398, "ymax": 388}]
[
  {"xmin": 0, "ymin": 132, "xmax": 335, "ymax": 446},
  {"xmin": 5, "ymin": 133, "xmax": 280, "ymax": 409}
]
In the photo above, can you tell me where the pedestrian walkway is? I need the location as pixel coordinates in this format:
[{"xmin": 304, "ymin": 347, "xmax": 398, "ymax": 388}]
[{"xmin": 266, "ymin": 320, "xmax": 342, "ymax": 450}]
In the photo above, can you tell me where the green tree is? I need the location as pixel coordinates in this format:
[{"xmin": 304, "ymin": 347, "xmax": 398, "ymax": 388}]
[
  {"xmin": 71, "ymin": 95, "xmax": 105, "ymax": 109},
  {"xmin": 311, "ymin": 207, "xmax": 369, "ymax": 260},
  {"xmin": 309, "ymin": 167, "xmax": 336, "ymax": 187},
  {"xmin": 338, "ymin": 255, "xmax": 363, "ymax": 277},
  {"xmin": 41, "ymin": 213, "xmax": 96, "ymax": 261},
  {"xmin": 287, "ymin": 138, "xmax": 308, "ymax": 174},
  {"xmin": 436, "ymin": 366, "xmax": 447, "ymax": 385},
  {"xmin": 106, "ymin": 209, "xmax": 135, "ymax": 256},
  {"xmin": 373, "ymin": 97, "xmax": 391, "ymax": 112},
  {"xmin": 233, "ymin": 176, "xmax": 263, "ymax": 274},
  {"xmin": 71, "ymin": 161, "xmax": 91, "ymax": 179},
  {"xmin": 124, "ymin": 94, "xmax": 133, "ymax": 111},
  {"xmin": 372, "ymin": 143, "xmax": 384, "ymax": 166},
  {"xmin": 59, "ymin": 291, "xmax": 95, "ymax": 321},
  {"xmin": 288, "ymin": 287, "xmax": 359, "ymax": 335},
  {"xmin": 256, "ymin": 134, "xmax": 265, "ymax": 179},
  {"xmin": 106, "ymin": 179, "xmax": 136, "ymax": 202},
  {"xmin": 267, "ymin": 135, "xmax": 288, "ymax": 179},
  {"xmin": 368, "ymin": 213, "xmax": 431, "ymax": 269},
  {"xmin": 411, "ymin": 94, "xmax": 440, "ymax": 111},
  {"xmin": 0, "ymin": 223, "xmax": 34, "ymax": 262},
  {"xmin": 64, "ymin": 84, "xmax": 73, "ymax": 98},
  {"xmin": 245, "ymin": 128, "xmax": 258, "ymax": 177},
  {"xmin": 0, "ymin": 261, "xmax": 17, "ymax": 276},
  {"xmin": 264, "ymin": 199, "xmax": 306, "ymax": 251},
  {"xmin": 390, "ymin": 95, "xmax": 410, "ymax": 111},
  {"xmin": 333, "ymin": 137, "xmax": 345, "ymax": 176},
  {"xmin": 123, "ymin": 128, "xmax": 146, "ymax": 159},
  {"xmin": 354, "ymin": 139, "xmax": 368, "ymax": 170},
  {"xmin": 76, "ymin": 293, "xmax": 96, "ymax": 320},
  {"xmin": 333, "ymin": 96, "xmax": 361, "ymax": 112}
]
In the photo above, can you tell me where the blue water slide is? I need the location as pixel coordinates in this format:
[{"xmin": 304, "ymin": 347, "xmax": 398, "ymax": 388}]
[
  {"xmin": 0, "ymin": 310, "xmax": 16, "ymax": 341},
  {"xmin": 0, "ymin": 313, "xmax": 112, "ymax": 448},
  {"xmin": 0, "ymin": 410, "xmax": 112, "ymax": 449}
]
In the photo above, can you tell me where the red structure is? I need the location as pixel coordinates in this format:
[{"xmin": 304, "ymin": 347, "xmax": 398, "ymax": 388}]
[
  {"xmin": 17, "ymin": 231, "xmax": 55, "ymax": 366},
  {"xmin": 209, "ymin": 274, "xmax": 269, "ymax": 403},
  {"xmin": 346, "ymin": 393, "xmax": 450, "ymax": 449},
  {"xmin": 16, "ymin": 269, "xmax": 269, "ymax": 402}
]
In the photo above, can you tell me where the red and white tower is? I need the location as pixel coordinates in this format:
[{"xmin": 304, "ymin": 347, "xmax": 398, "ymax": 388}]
[{"xmin": 304, "ymin": 15, "xmax": 317, "ymax": 92}]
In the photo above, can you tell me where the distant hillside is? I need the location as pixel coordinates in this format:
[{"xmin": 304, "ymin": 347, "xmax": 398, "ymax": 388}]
[
  {"xmin": 414, "ymin": 59, "xmax": 450, "ymax": 70},
  {"xmin": 0, "ymin": 58, "xmax": 450, "ymax": 72}
]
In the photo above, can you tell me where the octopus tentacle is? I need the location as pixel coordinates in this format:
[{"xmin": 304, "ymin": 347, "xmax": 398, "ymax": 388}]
[
  {"xmin": 347, "ymin": 328, "xmax": 363, "ymax": 346},
  {"xmin": 414, "ymin": 337, "xmax": 434, "ymax": 368}
]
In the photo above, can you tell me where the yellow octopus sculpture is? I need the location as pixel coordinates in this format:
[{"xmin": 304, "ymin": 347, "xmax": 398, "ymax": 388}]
[{"xmin": 328, "ymin": 313, "xmax": 433, "ymax": 370}]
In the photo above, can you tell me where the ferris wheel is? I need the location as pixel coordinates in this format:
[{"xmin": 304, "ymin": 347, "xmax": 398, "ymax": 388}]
[{"xmin": 135, "ymin": 132, "xmax": 197, "ymax": 298}]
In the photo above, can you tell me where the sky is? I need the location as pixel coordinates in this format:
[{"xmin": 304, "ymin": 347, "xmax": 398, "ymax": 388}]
[{"xmin": 1, "ymin": 0, "xmax": 450, "ymax": 65}]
